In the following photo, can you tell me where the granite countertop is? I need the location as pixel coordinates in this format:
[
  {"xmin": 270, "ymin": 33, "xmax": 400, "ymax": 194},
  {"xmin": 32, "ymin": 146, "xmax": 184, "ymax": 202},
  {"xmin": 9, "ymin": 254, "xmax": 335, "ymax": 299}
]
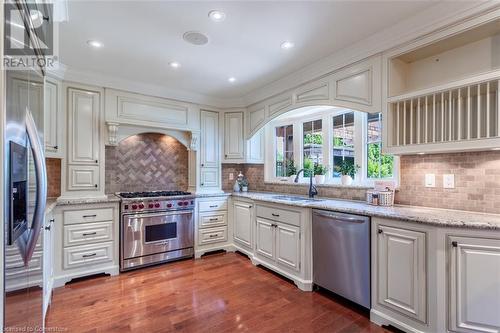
[
  {"xmin": 231, "ymin": 191, "xmax": 500, "ymax": 230},
  {"xmin": 56, "ymin": 194, "xmax": 121, "ymax": 206},
  {"xmin": 45, "ymin": 198, "xmax": 58, "ymax": 215}
]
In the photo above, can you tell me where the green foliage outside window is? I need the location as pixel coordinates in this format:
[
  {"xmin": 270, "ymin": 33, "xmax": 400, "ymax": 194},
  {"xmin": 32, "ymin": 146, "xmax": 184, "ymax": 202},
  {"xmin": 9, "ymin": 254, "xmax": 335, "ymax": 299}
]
[
  {"xmin": 304, "ymin": 133, "xmax": 323, "ymax": 145},
  {"xmin": 367, "ymin": 143, "xmax": 394, "ymax": 178}
]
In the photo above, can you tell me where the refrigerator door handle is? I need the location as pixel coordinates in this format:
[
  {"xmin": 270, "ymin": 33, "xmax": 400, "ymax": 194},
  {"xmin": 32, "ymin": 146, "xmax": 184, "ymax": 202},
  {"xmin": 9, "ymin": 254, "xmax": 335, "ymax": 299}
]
[{"xmin": 19, "ymin": 108, "xmax": 47, "ymax": 265}]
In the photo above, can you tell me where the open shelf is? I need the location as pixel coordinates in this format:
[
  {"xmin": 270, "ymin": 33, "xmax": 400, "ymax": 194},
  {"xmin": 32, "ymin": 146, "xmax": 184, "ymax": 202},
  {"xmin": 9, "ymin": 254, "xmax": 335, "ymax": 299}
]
[{"xmin": 388, "ymin": 19, "xmax": 500, "ymax": 98}]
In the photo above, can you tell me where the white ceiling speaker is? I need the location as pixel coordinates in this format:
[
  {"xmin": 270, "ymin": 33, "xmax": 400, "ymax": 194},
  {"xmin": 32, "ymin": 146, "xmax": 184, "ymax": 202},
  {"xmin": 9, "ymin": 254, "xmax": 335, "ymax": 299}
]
[{"xmin": 183, "ymin": 31, "xmax": 209, "ymax": 46}]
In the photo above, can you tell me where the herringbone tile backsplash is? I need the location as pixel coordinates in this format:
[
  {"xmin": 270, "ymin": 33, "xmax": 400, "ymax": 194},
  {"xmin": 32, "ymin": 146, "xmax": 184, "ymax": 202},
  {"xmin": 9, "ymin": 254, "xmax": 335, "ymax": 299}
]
[{"xmin": 105, "ymin": 133, "xmax": 188, "ymax": 193}]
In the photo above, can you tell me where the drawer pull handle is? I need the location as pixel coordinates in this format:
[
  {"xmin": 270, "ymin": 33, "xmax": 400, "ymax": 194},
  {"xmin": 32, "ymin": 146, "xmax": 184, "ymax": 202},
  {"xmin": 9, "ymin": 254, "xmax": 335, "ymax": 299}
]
[
  {"xmin": 451, "ymin": 241, "xmax": 458, "ymax": 248},
  {"xmin": 378, "ymin": 229, "xmax": 383, "ymax": 234},
  {"xmin": 209, "ymin": 218, "xmax": 219, "ymax": 222},
  {"xmin": 83, "ymin": 214, "xmax": 97, "ymax": 218},
  {"xmin": 82, "ymin": 232, "xmax": 97, "ymax": 236},
  {"xmin": 209, "ymin": 205, "xmax": 218, "ymax": 208},
  {"xmin": 45, "ymin": 225, "xmax": 51, "ymax": 231},
  {"xmin": 271, "ymin": 213, "xmax": 280, "ymax": 217},
  {"xmin": 49, "ymin": 218, "xmax": 55, "ymax": 223},
  {"xmin": 271, "ymin": 223, "xmax": 278, "ymax": 228},
  {"xmin": 209, "ymin": 234, "xmax": 219, "ymax": 238},
  {"xmin": 82, "ymin": 253, "xmax": 97, "ymax": 258}
]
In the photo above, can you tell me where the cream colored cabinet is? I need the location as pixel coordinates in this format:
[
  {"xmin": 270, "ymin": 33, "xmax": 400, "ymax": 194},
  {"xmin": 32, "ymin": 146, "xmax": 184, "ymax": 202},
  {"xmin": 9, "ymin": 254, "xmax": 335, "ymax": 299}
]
[
  {"xmin": 246, "ymin": 128, "xmax": 265, "ymax": 164},
  {"xmin": 448, "ymin": 236, "xmax": 500, "ymax": 333},
  {"xmin": 275, "ymin": 223, "xmax": 300, "ymax": 271},
  {"xmin": 43, "ymin": 211, "xmax": 55, "ymax": 321},
  {"xmin": 200, "ymin": 110, "xmax": 220, "ymax": 190},
  {"xmin": 255, "ymin": 218, "xmax": 274, "ymax": 259},
  {"xmin": 375, "ymin": 225, "xmax": 427, "ymax": 323},
  {"xmin": 195, "ymin": 196, "xmax": 230, "ymax": 258},
  {"xmin": 53, "ymin": 202, "xmax": 119, "ymax": 287},
  {"xmin": 233, "ymin": 200, "xmax": 254, "ymax": 251},
  {"xmin": 224, "ymin": 112, "xmax": 244, "ymax": 160},
  {"xmin": 44, "ymin": 78, "xmax": 62, "ymax": 157}
]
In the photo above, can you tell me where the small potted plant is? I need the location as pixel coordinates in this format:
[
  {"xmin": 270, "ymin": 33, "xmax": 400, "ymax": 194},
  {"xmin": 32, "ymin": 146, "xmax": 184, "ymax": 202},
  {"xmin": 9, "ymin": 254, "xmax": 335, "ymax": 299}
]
[
  {"xmin": 286, "ymin": 160, "xmax": 297, "ymax": 182},
  {"xmin": 335, "ymin": 160, "xmax": 360, "ymax": 186},
  {"xmin": 314, "ymin": 163, "xmax": 328, "ymax": 185},
  {"xmin": 238, "ymin": 177, "xmax": 249, "ymax": 192}
]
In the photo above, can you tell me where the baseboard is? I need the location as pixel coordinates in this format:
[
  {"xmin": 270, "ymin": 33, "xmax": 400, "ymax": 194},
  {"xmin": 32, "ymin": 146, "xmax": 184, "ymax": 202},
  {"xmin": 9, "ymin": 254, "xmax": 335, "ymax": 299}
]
[
  {"xmin": 370, "ymin": 309, "xmax": 426, "ymax": 333},
  {"xmin": 53, "ymin": 265, "xmax": 119, "ymax": 288}
]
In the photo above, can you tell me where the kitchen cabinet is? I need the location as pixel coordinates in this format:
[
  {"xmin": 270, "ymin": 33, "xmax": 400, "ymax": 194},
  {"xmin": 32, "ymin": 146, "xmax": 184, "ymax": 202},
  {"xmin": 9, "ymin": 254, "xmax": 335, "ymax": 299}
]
[
  {"xmin": 246, "ymin": 128, "xmax": 265, "ymax": 164},
  {"xmin": 200, "ymin": 110, "xmax": 220, "ymax": 190},
  {"xmin": 375, "ymin": 225, "xmax": 427, "ymax": 323},
  {"xmin": 224, "ymin": 112, "xmax": 244, "ymax": 160},
  {"xmin": 53, "ymin": 202, "xmax": 119, "ymax": 287},
  {"xmin": 44, "ymin": 78, "xmax": 63, "ymax": 157},
  {"xmin": 233, "ymin": 199, "xmax": 254, "ymax": 251},
  {"xmin": 195, "ymin": 196, "xmax": 230, "ymax": 258},
  {"xmin": 448, "ymin": 236, "xmax": 500, "ymax": 333},
  {"xmin": 255, "ymin": 218, "xmax": 274, "ymax": 259}
]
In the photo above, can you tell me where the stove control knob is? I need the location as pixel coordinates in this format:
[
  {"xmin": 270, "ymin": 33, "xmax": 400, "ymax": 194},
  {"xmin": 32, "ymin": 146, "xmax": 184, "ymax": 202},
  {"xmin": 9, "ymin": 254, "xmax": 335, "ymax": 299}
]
[
  {"xmin": 138, "ymin": 204, "xmax": 145, "ymax": 209},
  {"xmin": 190, "ymin": 200, "xmax": 194, "ymax": 205},
  {"xmin": 131, "ymin": 204, "xmax": 138, "ymax": 210},
  {"xmin": 155, "ymin": 203, "xmax": 161, "ymax": 208},
  {"xmin": 183, "ymin": 201, "xmax": 189, "ymax": 206},
  {"xmin": 166, "ymin": 203, "xmax": 173, "ymax": 208},
  {"xmin": 148, "ymin": 203, "xmax": 154, "ymax": 209},
  {"xmin": 178, "ymin": 202, "xmax": 183, "ymax": 206}
]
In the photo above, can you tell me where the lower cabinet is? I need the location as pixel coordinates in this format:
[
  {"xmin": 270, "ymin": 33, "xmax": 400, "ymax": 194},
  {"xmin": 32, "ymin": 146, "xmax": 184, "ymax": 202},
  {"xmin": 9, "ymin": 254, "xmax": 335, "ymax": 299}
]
[
  {"xmin": 375, "ymin": 225, "xmax": 427, "ymax": 323},
  {"xmin": 53, "ymin": 202, "xmax": 119, "ymax": 287},
  {"xmin": 256, "ymin": 218, "xmax": 274, "ymax": 259},
  {"xmin": 233, "ymin": 200, "xmax": 254, "ymax": 251},
  {"xmin": 448, "ymin": 236, "xmax": 500, "ymax": 333},
  {"xmin": 195, "ymin": 196, "xmax": 230, "ymax": 258}
]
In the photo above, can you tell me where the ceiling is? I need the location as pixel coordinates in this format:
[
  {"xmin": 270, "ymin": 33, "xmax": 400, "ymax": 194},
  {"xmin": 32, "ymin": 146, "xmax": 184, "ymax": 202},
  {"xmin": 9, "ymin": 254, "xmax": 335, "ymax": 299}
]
[{"xmin": 59, "ymin": 1, "xmax": 438, "ymax": 100}]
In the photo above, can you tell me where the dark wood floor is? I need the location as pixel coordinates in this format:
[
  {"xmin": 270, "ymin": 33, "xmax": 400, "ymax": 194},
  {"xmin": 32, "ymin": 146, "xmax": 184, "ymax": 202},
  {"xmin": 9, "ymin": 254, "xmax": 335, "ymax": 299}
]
[{"xmin": 46, "ymin": 252, "xmax": 390, "ymax": 333}]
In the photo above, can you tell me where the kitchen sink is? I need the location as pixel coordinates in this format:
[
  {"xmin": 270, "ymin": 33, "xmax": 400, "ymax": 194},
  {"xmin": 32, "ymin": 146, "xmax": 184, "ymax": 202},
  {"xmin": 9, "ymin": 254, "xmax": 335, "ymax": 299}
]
[{"xmin": 271, "ymin": 195, "xmax": 323, "ymax": 202}]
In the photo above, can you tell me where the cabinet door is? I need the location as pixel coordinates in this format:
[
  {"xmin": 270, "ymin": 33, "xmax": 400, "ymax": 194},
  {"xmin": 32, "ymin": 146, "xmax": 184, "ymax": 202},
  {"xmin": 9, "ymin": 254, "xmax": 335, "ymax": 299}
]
[
  {"xmin": 377, "ymin": 225, "xmax": 427, "ymax": 323},
  {"xmin": 449, "ymin": 236, "xmax": 500, "ymax": 333},
  {"xmin": 255, "ymin": 218, "xmax": 275, "ymax": 260},
  {"xmin": 200, "ymin": 167, "xmax": 219, "ymax": 188},
  {"xmin": 67, "ymin": 87, "xmax": 100, "ymax": 165},
  {"xmin": 276, "ymin": 222, "xmax": 300, "ymax": 271},
  {"xmin": 246, "ymin": 128, "xmax": 264, "ymax": 163},
  {"xmin": 224, "ymin": 112, "xmax": 244, "ymax": 160},
  {"xmin": 67, "ymin": 165, "xmax": 100, "ymax": 191},
  {"xmin": 233, "ymin": 201, "xmax": 253, "ymax": 249},
  {"xmin": 200, "ymin": 110, "xmax": 219, "ymax": 168},
  {"xmin": 44, "ymin": 79, "xmax": 61, "ymax": 156},
  {"xmin": 43, "ymin": 213, "xmax": 54, "ymax": 320}
]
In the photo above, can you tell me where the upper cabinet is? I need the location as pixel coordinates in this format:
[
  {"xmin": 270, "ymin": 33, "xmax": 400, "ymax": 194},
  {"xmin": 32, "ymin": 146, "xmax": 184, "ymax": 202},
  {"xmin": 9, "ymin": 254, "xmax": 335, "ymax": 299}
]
[
  {"xmin": 44, "ymin": 78, "xmax": 63, "ymax": 158},
  {"xmin": 200, "ymin": 110, "xmax": 220, "ymax": 191},
  {"xmin": 245, "ymin": 55, "xmax": 382, "ymax": 138},
  {"xmin": 104, "ymin": 89, "xmax": 200, "ymax": 132},
  {"xmin": 223, "ymin": 112, "xmax": 244, "ymax": 160},
  {"xmin": 383, "ymin": 18, "xmax": 500, "ymax": 155}
]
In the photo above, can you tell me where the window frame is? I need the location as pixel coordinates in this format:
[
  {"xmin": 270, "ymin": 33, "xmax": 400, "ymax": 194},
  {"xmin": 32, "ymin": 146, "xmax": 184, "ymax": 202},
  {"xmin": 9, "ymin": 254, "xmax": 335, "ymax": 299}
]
[{"xmin": 264, "ymin": 107, "xmax": 399, "ymax": 187}]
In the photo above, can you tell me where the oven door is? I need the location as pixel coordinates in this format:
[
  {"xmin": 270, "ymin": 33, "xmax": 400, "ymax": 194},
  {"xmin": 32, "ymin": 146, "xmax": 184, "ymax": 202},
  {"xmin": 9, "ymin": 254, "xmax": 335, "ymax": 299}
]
[{"xmin": 122, "ymin": 210, "xmax": 194, "ymax": 260}]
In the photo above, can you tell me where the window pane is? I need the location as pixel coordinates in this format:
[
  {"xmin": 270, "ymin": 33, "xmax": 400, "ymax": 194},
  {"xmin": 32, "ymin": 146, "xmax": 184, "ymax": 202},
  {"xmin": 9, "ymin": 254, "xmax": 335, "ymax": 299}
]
[
  {"xmin": 332, "ymin": 112, "xmax": 355, "ymax": 178},
  {"xmin": 276, "ymin": 125, "xmax": 294, "ymax": 177},
  {"xmin": 303, "ymin": 120, "xmax": 323, "ymax": 177},
  {"xmin": 367, "ymin": 113, "xmax": 394, "ymax": 179}
]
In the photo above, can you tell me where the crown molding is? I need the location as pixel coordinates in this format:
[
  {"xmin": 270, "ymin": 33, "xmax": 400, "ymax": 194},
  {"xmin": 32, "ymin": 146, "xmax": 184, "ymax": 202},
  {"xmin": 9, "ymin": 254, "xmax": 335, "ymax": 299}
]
[
  {"xmin": 242, "ymin": 1, "xmax": 500, "ymax": 106},
  {"xmin": 48, "ymin": 65, "xmax": 246, "ymax": 108}
]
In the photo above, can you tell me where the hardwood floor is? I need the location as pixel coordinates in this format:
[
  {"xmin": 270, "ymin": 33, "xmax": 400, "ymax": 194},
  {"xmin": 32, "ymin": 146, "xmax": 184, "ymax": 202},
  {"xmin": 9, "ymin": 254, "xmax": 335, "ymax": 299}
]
[{"xmin": 47, "ymin": 252, "xmax": 390, "ymax": 333}]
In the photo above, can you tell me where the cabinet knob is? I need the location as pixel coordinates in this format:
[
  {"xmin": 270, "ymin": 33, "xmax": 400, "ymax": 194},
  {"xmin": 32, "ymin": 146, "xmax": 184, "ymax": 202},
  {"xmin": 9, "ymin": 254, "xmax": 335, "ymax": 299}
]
[
  {"xmin": 201, "ymin": 163, "xmax": 204, "ymax": 167},
  {"xmin": 378, "ymin": 229, "xmax": 383, "ymax": 234},
  {"xmin": 94, "ymin": 184, "xmax": 98, "ymax": 188},
  {"xmin": 49, "ymin": 218, "xmax": 55, "ymax": 223},
  {"xmin": 95, "ymin": 159, "xmax": 98, "ymax": 163},
  {"xmin": 225, "ymin": 154, "xmax": 227, "ymax": 158},
  {"xmin": 52, "ymin": 145, "xmax": 58, "ymax": 149},
  {"xmin": 201, "ymin": 183, "xmax": 204, "ymax": 186},
  {"xmin": 44, "ymin": 225, "xmax": 51, "ymax": 231},
  {"xmin": 451, "ymin": 241, "xmax": 458, "ymax": 248}
]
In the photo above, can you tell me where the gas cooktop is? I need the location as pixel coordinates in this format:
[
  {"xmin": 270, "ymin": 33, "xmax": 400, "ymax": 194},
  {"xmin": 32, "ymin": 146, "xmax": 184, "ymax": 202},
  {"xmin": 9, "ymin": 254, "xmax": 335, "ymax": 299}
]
[{"xmin": 117, "ymin": 191, "xmax": 191, "ymax": 199}]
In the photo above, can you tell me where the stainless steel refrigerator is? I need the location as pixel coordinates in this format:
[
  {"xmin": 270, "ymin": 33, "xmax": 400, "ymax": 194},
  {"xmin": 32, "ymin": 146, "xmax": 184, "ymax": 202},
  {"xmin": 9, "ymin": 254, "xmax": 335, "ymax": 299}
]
[{"xmin": 3, "ymin": 1, "xmax": 48, "ymax": 330}]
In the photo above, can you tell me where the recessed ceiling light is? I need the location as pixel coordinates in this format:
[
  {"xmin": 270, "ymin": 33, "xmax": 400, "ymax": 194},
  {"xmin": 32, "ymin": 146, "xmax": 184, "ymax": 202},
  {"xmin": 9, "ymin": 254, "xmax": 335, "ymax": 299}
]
[
  {"xmin": 87, "ymin": 40, "xmax": 103, "ymax": 48},
  {"xmin": 228, "ymin": 77, "xmax": 236, "ymax": 83},
  {"xmin": 169, "ymin": 61, "xmax": 181, "ymax": 69},
  {"xmin": 280, "ymin": 41, "xmax": 295, "ymax": 50},
  {"xmin": 208, "ymin": 10, "xmax": 226, "ymax": 22}
]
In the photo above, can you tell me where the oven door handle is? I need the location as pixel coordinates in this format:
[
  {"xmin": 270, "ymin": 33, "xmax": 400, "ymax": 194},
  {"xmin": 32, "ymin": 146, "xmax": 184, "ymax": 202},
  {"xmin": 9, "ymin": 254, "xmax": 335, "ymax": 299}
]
[{"xmin": 123, "ymin": 210, "xmax": 193, "ymax": 220}]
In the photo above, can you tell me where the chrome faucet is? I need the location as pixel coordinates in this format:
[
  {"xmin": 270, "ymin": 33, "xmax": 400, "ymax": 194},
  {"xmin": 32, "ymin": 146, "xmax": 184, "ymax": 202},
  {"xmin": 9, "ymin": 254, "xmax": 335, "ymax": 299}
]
[{"xmin": 294, "ymin": 169, "xmax": 318, "ymax": 198}]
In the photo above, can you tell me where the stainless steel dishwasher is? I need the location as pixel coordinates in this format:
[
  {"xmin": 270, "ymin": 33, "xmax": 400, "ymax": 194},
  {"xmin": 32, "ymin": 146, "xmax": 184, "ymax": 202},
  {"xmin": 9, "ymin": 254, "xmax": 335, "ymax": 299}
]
[{"xmin": 312, "ymin": 209, "xmax": 370, "ymax": 309}]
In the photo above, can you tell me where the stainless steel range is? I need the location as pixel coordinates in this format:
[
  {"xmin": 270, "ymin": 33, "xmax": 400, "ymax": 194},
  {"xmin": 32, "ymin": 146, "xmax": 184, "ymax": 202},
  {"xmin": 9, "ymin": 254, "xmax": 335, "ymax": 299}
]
[{"xmin": 118, "ymin": 191, "xmax": 195, "ymax": 271}]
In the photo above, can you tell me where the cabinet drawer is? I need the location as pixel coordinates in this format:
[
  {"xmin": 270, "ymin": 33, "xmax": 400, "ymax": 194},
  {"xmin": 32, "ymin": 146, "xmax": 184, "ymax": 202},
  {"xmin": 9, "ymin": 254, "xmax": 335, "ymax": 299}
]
[
  {"xmin": 199, "ymin": 212, "xmax": 227, "ymax": 229},
  {"xmin": 63, "ymin": 242, "xmax": 114, "ymax": 269},
  {"xmin": 67, "ymin": 165, "xmax": 100, "ymax": 191},
  {"xmin": 64, "ymin": 207, "xmax": 114, "ymax": 225},
  {"xmin": 198, "ymin": 199, "xmax": 228, "ymax": 212},
  {"xmin": 256, "ymin": 204, "xmax": 300, "ymax": 226},
  {"xmin": 198, "ymin": 226, "xmax": 227, "ymax": 245},
  {"xmin": 64, "ymin": 221, "xmax": 114, "ymax": 247}
]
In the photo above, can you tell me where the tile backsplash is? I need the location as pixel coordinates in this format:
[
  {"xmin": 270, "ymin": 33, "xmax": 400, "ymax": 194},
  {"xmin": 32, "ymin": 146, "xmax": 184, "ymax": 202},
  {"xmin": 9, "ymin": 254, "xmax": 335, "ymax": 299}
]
[
  {"xmin": 223, "ymin": 150, "xmax": 500, "ymax": 214},
  {"xmin": 105, "ymin": 133, "xmax": 188, "ymax": 193},
  {"xmin": 396, "ymin": 151, "xmax": 500, "ymax": 214},
  {"xmin": 46, "ymin": 158, "xmax": 61, "ymax": 198}
]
